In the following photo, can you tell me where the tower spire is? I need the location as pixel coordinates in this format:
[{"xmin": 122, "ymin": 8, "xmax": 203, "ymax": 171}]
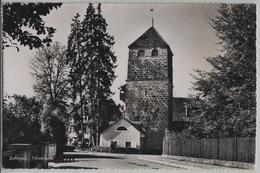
[{"xmin": 150, "ymin": 9, "xmax": 154, "ymax": 27}]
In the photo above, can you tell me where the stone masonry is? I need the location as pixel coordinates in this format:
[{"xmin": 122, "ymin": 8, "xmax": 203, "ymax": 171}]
[{"xmin": 125, "ymin": 26, "xmax": 173, "ymax": 153}]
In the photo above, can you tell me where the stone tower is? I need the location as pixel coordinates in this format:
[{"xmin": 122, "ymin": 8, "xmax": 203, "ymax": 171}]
[{"xmin": 125, "ymin": 26, "xmax": 173, "ymax": 153}]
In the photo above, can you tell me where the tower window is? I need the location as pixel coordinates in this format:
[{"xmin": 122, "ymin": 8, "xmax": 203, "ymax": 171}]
[
  {"xmin": 137, "ymin": 49, "xmax": 145, "ymax": 57},
  {"xmin": 144, "ymin": 90, "xmax": 148, "ymax": 97},
  {"xmin": 152, "ymin": 49, "xmax": 158, "ymax": 57}
]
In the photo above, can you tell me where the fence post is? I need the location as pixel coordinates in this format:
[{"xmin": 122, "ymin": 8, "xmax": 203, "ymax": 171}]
[
  {"xmin": 180, "ymin": 140, "xmax": 182, "ymax": 156},
  {"xmin": 217, "ymin": 138, "xmax": 219, "ymax": 160},
  {"xmin": 163, "ymin": 140, "xmax": 165, "ymax": 155},
  {"xmin": 43, "ymin": 143, "xmax": 49, "ymax": 168},
  {"xmin": 169, "ymin": 140, "xmax": 172, "ymax": 155},
  {"xmin": 234, "ymin": 137, "xmax": 237, "ymax": 161},
  {"xmin": 166, "ymin": 139, "xmax": 170, "ymax": 155},
  {"xmin": 201, "ymin": 138, "xmax": 204, "ymax": 158}
]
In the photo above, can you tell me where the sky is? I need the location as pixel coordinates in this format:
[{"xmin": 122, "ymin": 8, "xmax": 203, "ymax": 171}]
[{"xmin": 3, "ymin": 3, "xmax": 221, "ymax": 105}]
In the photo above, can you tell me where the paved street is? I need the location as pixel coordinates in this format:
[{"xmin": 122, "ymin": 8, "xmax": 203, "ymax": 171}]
[
  {"xmin": 49, "ymin": 152, "xmax": 180, "ymax": 170},
  {"xmin": 48, "ymin": 152, "xmax": 245, "ymax": 170}
]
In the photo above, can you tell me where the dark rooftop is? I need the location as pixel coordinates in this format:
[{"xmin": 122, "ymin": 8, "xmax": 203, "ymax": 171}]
[{"xmin": 128, "ymin": 26, "xmax": 173, "ymax": 55}]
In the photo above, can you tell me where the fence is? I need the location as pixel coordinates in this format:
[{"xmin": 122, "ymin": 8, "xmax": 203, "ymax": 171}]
[{"xmin": 163, "ymin": 137, "xmax": 255, "ymax": 163}]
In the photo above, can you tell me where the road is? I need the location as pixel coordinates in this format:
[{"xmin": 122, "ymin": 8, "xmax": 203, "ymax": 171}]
[
  {"xmin": 48, "ymin": 152, "xmax": 182, "ymax": 170},
  {"xmin": 48, "ymin": 152, "xmax": 247, "ymax": 170}
]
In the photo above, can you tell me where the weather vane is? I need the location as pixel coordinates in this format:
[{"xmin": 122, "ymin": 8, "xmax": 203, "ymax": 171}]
[{"xmin": 150, "ymin": 9, "xmax": 154, "ymax": 27}]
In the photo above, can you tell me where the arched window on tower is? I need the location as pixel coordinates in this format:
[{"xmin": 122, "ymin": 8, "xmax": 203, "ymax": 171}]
[
  {"xmin": 137, "ymin": 49, "xmax": 145, "ymax": 57},
  {"xmin": 151, "ymin": 49, "xmax": 158, "ymax": 57}
]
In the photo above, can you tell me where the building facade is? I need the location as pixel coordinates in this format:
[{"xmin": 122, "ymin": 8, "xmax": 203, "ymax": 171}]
[
  {"xmin": 125, "ymin": 26, "xmax": 173, "ymax": 153},
  {"xmin": 66, "ymin": 115, "xmax": 95, "ymax": 146},
  {"xmin": 99, "ymin": 117, "xmax": 146, "ymax": 150}
]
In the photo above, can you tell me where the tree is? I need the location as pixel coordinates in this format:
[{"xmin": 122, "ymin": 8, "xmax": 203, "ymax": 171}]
[
  {"xmin": 85, "ymin": 3, "xmax": 117, "ymax": 145},
  {"xmin": 3, "ymin": 95, "xmax": 43, "ymax": 149},
  {"xmin": 67, "ymin": 12, "xmax": 90, "ymax": 146},
  {"xmin": 187, "ymin": 4, "xmax": 256, "ymax": 138},
  {"xmin": 3, "ymin": 3, "xmax": 62, "ymax": 50},
  {"xmin": 31, "ymin": 42, "xmax": 69, "ymax": 104},
  {"xmin": 99, "ymin": 99, "xmax": 123, "ymax": 132},
  {"xmin": 67, "ymin": 3, "xmax": 117, "ymax": 146},
  {"xmin": 31, "ymin": 42, "xmax": 69, "ymax": 161}
]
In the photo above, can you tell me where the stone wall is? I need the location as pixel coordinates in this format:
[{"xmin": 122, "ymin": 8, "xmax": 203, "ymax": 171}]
[
  {"xmin": 125, "ymin": 80, "xmax": 169, "ymax": 152},
  {"xmin": 126, "ymin": 46, "xmax": 173, "ymax": 153},
  {"xmin": 127, "ymin": 48, "xmax": 169, "ymax": 80}
]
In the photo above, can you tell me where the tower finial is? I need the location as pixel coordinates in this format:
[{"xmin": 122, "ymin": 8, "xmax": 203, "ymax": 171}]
[{"xmin": 150, "ymin": 9, "xmax": 154, "ymax": 27}]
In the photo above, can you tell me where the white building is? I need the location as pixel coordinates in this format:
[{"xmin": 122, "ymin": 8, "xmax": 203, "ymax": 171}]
[{"xmin": 99, "ymin": 117, "xmax": 146, "ymax": 150}]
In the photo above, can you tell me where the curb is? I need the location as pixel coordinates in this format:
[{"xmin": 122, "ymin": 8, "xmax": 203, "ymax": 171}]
[{"xmin": 161, "ymin": 155, "xmax": 255, "ymax": 169}]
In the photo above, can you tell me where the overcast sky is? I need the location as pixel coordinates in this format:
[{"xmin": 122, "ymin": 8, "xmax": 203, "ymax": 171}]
[{"xmin": 3, "ymin": 3, "xmax": 221, "ymax": 104}]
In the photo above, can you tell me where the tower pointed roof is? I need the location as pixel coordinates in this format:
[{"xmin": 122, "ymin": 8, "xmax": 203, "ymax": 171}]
[{"xmin": 128, "ymin": 26, "xmax": 172, "ymax": 53}]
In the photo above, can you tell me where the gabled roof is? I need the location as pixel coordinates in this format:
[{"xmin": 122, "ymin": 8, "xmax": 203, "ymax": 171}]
[
  {"xmin": 101, "ymin": 116, "xmax": 146, "ymax": 135},
  {"xmin": 129, "ymin": 27, "xmax": 173, "ymax": 55}
]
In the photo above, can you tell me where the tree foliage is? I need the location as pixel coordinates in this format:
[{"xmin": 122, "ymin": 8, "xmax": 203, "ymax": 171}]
[
  {"xmin": 3, "ymin": 95, "xmax": 43, "ymax": 149},
  {"xmin": 31, "ymin": 42, "xmax": 69, "ymax": 161},
  {"xmin": 3, "ymin": 3, "xmax": 62, "ymax": 50},
  {"xmin": 31, "ymin": 42, "xmax": 69, "ymax": 105},
  {"xmin": 187, "ymin": 4, "xmax": 256, "ymax": 138},
  {"xmin": 66, "ymin": 3, "xmax": 117, "ymax": 145}
]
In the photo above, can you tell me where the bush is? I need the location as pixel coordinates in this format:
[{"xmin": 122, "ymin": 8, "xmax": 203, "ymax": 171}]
[
  {"xmin": 63, "ymin": 145, "xmax": 75, "ymax": 152},
  {"xmin": 92, "ymin": 146, "xmax": 111, "ymax": 152},
  {"xmin": 112, "ymin": 147, "xmax": 140, "ymax": 154},
  {"xmin": 92, "ymin": 146, "xmax": 140, "ymax": 154}
]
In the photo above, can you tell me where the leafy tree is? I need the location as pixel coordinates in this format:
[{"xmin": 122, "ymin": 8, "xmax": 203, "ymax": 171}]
[
  {"xmin": 31, "ymin": 42, "xmax": 69, "ymax": 161},
  {"xmin": 3, "ymin": 3, "xmax": 62, "ymax": 50},
  {"xmin": 3, "ymin": 95, "xmax": 43, "ymax": 149},
  {"xmin": 67, "ymin": 3, "xmax": 117, "ymax": 146},
  {"xmin": 99, "ymin": 99, "xmax": 123, "ymax": 131},
  {"xmin": 31, "ymin": 42, "xmax": 69, "ymax": 104},
  {"xmin": 41, "ymin": 100, "xmax": 67, "ymax": 161},
  {"xmin": 85, "ymin": 3, "xmax": 117, "ymax": 145},
  {"xmin": 187, "ymin": 4, "xmax": 256, "ymax": 138},
  {"xmin": 67, "ymin": 12, "xmax": 90, "ymax": 146}
]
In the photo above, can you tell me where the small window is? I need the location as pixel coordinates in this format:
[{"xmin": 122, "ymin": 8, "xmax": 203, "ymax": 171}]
[
  {"xmin": 116, "ymin": 126, "xmax": 128, "ymax": 131},
  {"xmin": 125, "ymin": 141, "xmax": 131, "ymax": 148},
  {"xmin": 137, "ymin": 50, "xmax": 145, "ymax": 57},
  {"xmin": 152, "ymin": 49, "xmax": 158, "ymax": 57},
  {"xmin": 110, "ymin": 141, "xmax": 117, "ymax": 147},
  {"xmin": 144, "ymin": 90, "xmax": 148, "ymax": 97}
]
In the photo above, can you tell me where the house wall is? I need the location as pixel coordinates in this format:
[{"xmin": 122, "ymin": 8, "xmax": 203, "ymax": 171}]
[
  {"xmin": 100, "ymin": 119, "xmax": 141, "ymax": 149},
  {"xmin": 66, "ymin": 125, "xmax": 77, "ymax": 145}
]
